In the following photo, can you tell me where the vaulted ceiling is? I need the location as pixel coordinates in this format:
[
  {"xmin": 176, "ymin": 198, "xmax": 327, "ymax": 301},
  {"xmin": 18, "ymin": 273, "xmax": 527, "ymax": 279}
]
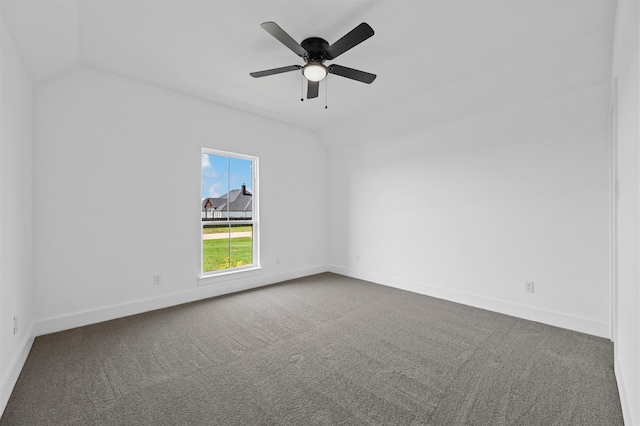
[{"xmin": 1, "ymin": 0, "xmax": 616, "ymax": 147}]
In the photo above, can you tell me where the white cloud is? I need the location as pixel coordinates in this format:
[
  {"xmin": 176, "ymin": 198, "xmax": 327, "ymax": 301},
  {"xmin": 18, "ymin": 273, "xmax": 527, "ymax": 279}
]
[
  {"xmin": 202, "ymin": 154, "xmax": 211, "ymax": 169},
  {"xmin": 202, "ymin": 154, "xmax": 219, "ymax": 179},
  {"xmin": 208, "ymin": 183, "xmax": 223, "ymax": 198}
]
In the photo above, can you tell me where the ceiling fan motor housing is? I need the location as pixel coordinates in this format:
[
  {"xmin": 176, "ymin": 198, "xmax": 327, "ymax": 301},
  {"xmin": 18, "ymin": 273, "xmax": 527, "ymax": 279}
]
[{"xmin": 301, "ymin": 37, "xmax": 329, "ymax": 63}]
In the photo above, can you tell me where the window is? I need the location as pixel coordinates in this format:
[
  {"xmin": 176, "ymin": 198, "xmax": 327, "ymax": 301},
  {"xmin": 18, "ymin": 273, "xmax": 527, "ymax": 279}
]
[{"xmin": 201, "ymin": 148, "xmax": 259, "ymax": 275}]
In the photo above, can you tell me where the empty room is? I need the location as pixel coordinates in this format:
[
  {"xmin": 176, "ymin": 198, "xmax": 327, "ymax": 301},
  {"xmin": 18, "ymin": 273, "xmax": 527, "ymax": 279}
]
[{"xmin": 1, "ymin": 0, "xmax": 638, "ymax": 424}]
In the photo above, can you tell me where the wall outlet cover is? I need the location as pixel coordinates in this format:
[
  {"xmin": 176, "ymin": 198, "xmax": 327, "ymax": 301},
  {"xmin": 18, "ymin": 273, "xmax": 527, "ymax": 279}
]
[{"xmin": 524, "ymin": 281, "xmax": 535, "ymax": 293}]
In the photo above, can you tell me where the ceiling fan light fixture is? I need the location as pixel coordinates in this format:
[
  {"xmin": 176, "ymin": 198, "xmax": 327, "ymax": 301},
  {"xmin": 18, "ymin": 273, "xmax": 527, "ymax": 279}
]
[{"xmin": 302, "ymin": 62, "xmax": 327, "ymax": 82}]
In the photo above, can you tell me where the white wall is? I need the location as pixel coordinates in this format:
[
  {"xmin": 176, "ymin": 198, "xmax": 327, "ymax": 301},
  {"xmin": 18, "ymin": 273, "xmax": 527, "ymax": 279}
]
[
  {"xmin": 328, "ymin": 82, "xmax": 612, "ymax": 338},
  {"xmin": 0, "ymin": 15, "xmax": 35, "ymax": 412},
  {"xmin": 34, "ymin": 67, "xmax": 328, "ymax": 333},
  {"xmin": 612, "ymin": 1, "xmax": 640, "ymax": 424}
]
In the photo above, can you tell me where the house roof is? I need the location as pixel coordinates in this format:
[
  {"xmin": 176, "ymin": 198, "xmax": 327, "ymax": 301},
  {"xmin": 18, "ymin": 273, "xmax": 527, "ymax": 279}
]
[
  {"xmin": 202, "ymin": 197, "xmax": 226, "ymax": 210},
  {"xmin": 202, "ymin": 187, "xmax": 252, "ymax": 212}
]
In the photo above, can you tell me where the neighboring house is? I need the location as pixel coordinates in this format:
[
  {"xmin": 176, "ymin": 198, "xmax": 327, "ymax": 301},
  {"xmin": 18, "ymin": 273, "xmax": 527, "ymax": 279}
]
[{"xmin": 202, "ymin": 184, "xmax": 252, "ymax": 219}]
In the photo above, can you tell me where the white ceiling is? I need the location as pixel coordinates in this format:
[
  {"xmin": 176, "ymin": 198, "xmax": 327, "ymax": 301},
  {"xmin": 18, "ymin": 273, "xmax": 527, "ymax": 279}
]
[{"xmin": 1, "ymin": 0, "xmax": 616, "ymax": 147}]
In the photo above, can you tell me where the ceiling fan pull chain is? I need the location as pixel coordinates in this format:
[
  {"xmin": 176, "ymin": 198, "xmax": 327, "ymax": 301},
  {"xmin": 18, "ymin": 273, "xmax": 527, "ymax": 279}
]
[
  {"xmin": 300, "ymin": 73, "xmax": 304, "ymax": 102},
  {"xmin": 325, "ymin": 75, "xmax": 328, "ymax": 109}
]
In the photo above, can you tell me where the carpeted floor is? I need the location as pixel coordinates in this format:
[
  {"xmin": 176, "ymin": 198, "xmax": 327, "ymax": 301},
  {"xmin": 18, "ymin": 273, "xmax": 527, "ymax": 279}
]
[{"xmin": 1, "ymin": 273, "xmax": 623, "ymax": 425}]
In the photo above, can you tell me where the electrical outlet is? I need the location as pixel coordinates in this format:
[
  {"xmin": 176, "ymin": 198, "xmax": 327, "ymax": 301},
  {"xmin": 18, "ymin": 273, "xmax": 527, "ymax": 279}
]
[
  {"xmin": 524, "ymin": 281, "xmax": 535, "ymax": 293},
  {"xmin": 153, "ymin": 275, "xmax": 162, "ymax": 285},
  {"xmin": 13, "ymin": 316, "xmax": 18, "ymax": 335}
]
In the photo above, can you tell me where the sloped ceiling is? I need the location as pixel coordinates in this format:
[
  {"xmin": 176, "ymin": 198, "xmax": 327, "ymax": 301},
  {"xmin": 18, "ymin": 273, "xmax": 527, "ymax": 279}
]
[{"xmin": 1, "ymin": 0, "xmax": 616, "ymax": 148}]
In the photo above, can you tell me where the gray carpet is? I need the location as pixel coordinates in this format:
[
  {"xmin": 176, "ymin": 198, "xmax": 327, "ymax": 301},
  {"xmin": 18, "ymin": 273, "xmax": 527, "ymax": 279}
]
[{"xmin": 1, "ymin": 273, "xmax": 623, "ymax": 425}]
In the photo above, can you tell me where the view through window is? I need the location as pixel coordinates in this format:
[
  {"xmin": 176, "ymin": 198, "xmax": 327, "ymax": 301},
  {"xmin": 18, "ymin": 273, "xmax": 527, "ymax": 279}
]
[{"xmin": 201, "ymin": 148, "xmax": 258, "ymax": 274}]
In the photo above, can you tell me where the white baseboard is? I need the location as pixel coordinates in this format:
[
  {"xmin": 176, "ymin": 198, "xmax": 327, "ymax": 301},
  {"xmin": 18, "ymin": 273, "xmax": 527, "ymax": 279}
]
[
  {"xmin": 615, "ymin": 357, "xmax": 636, "ymax": 426},
  {"xmin": 1, "ymin": 322, "xmax": 35, "ymax": 416},
  {"xmin": 35, "ymin": 265, "xmax": 329, "ymax": 336},
  {"xmin": 34, "ymin": 264, "xmax": 609, "ymax": 339},
  {"xmin": 329, "ymin": 265, "xmax": 610, "ymax": 339}
]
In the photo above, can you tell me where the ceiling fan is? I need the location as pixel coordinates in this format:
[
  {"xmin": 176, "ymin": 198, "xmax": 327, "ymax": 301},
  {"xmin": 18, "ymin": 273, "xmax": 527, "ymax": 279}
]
[{"xmin": 250, "ymin": 21, "xmax": 376, "ymax": 99}]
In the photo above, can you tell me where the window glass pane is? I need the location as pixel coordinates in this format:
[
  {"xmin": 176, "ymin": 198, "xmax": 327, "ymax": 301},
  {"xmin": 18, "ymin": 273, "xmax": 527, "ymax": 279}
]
[
  {"xmin": 229, "ymin": 157, "xmax": 253, "ymax": 200},
  {"xmin": 202, "ymin": 153, "xmax": 229, "ymax": 200},
  {"xmin": 202, "ymin": 224, "xmax": 231, "ymax": 272},
  {"xmin": 230, "ymin": 224, "xmax": 253, "ymax": 267}
]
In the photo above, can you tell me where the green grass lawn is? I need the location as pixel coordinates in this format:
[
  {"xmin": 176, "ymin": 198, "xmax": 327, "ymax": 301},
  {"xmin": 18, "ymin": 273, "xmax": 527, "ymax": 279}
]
[{"xmin": 203, "ymin": 237, "xmax": 253, "ymax": 271}]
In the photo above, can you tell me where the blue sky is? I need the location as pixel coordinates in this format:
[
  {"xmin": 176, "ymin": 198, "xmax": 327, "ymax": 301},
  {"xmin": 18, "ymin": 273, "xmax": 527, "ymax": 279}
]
[{"xmin": 201, "ymin": 153, "xmax": 253, "ymax": 199}]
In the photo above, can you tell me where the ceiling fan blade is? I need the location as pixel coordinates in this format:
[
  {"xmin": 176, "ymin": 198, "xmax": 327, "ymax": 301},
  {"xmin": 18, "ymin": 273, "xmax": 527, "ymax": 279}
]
[
  {"xmin": 325, "ymin": 23, "xmax": 374, "ymax": 60},
  {"xmin": 328, "ymin": 64, "xmax": 376, "ymax": 84},
  {"xmin": 260, "ymin": 22, "xmax": 308, "ymax": 57},
  {"xmin": 307, "ymin": 80, "xmax": 319, "ymax": 99},
  {"xmin": 250, "ymin": 65, "xmax": 301, "ymax": 78}
]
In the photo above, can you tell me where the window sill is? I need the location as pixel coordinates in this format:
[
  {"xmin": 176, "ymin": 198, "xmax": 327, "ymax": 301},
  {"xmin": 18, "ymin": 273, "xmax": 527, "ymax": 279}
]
[{"xmin": 198, "ymin": 265, "xmax": 263, "ymax": 286}]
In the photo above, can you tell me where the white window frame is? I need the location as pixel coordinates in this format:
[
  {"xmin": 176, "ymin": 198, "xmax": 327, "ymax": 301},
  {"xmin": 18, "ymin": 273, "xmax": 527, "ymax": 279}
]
[{"xmin": 200, "ymin": 148, "xmax": 260, "ymax": 280}]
